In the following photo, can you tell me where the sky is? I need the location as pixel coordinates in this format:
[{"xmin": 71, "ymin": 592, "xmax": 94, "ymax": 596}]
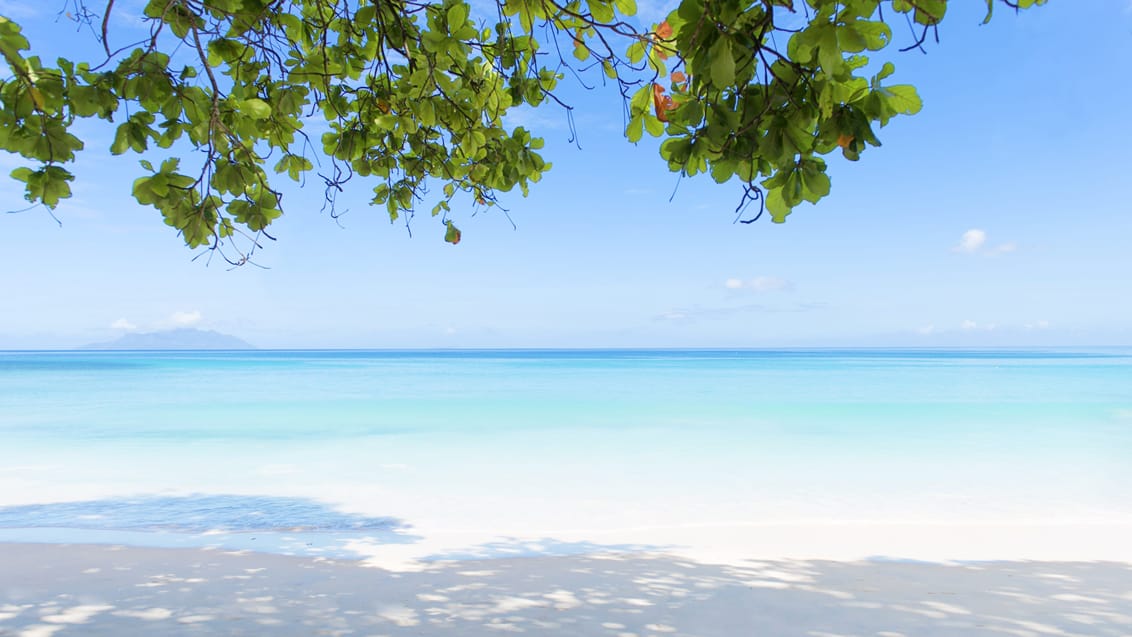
[{"xmin": 1, "ymin": 1, "xmax": 1130, "ymax": 349}]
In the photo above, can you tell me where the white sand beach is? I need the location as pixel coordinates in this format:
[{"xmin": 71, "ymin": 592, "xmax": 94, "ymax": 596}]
[{"xmin": 2, "ymin": 543, "xmax": 1132, "ymax": 636}]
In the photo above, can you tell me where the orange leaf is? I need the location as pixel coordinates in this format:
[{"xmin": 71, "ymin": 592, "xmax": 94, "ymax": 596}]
[
  {"xmin": 837, "ymin": 133, "xmax": 854, "ymax": 149},
  {"xmin": 652, "ymin": 84, "xmax": 676, "ymax": 122},
  {"xmin": 655, "ymin": 21, "xmax": 673, "ymax": 39},
  {"xmin": 671, "ymin": 71, "xmax": 687, "ymax": 84}
]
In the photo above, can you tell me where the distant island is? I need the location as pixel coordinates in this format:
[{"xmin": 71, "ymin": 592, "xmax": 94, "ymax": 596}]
[{"xmin": 84, "ymin": 328, "xmax": 254, "ymax": 350}]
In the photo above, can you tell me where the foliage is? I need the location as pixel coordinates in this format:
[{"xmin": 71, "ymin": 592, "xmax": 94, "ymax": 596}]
[{"xmin": 0, "ymin": 0, "xmax": 1044, "ymax": 262}]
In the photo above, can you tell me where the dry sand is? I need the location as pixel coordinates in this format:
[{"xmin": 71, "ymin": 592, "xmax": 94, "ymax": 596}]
[{"xmin": 2, "ymin": 543, "xmax": 1131, "ymax": 636}]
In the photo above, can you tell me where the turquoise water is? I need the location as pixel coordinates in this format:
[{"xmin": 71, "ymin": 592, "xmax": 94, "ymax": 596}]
[{"xmin": 1, "ymin": 349, "xmax": 1130, "ymax": 557}]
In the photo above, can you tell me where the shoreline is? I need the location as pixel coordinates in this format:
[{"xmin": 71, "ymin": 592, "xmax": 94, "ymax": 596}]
[{"xmin": 3, "ymin": 542, "xmax": 1131, "ymax": 636}]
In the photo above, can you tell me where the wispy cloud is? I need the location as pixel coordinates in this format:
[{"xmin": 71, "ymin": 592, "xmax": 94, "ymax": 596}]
[
  {"xmin": 503, "ymin": 105, "xmax": 570, "ymax": 131},
  {"xmin": 986, "ymin": 242, "xmax": 1017, "ymax": 256},
  {"xmin": 953, "ymin": 229, "xmax": 1016, "ymax": 256},
  {"xmin": 108, "ymin": 313, "xmax": 208, "ymax": 332},
  {"xmin": 960, "ymin": 319, "xmax": 997, "ymax": 331},
  {"xmin": 916, "ymin": 320, "xmax": 1051, "ymax": 336},
  {"xmin": 656, "ymin": 301, "xmax": 825, "ymax": 322},
  {"xmin": 169, "ymin": 310, "xmax": 202, "ymax": 327},
  {"xmin": 110, "ymin": 318, "xmax": 137, "ymax": 331},
  {"xmin": 724, "ymin": 276, "xmax": 793, "ymax": 292}
]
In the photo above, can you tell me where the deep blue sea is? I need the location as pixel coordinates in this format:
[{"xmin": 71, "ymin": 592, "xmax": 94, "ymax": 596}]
[{"xmin": 1, "ymin": 349, "xmax": 1130, "ymax": 561}]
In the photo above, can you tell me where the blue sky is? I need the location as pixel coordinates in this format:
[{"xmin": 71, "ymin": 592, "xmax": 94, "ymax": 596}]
[{"xmin": 1, "ymin": 1, "xmax": 1130, "ymax": 348}]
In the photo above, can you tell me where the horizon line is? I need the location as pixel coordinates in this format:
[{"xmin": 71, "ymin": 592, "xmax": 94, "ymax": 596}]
[{"xmin": 3, "ymin": 345, "xmax": 1130, "ymax": 353}]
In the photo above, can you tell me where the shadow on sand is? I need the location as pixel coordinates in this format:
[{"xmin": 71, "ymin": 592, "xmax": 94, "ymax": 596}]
[{"xmin": 2, "ymin": 541, "xmax": 1131, "ymax": 636}]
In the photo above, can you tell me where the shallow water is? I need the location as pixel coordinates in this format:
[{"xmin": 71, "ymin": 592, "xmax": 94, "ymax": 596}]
[{"xmin": 2, "ymin": 349, "xmax": 1130, "ymax": 561}]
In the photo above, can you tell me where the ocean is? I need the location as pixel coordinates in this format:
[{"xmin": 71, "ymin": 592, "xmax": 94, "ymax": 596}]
[{"xmin": 1, "ymin": 349, "xmax": 1130, "ymax": 563}]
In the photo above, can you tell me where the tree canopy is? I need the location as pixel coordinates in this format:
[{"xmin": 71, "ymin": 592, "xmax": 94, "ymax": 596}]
[{"xmin": 0, "ymin": 0, "xmax": 1044, "ymax": 263}]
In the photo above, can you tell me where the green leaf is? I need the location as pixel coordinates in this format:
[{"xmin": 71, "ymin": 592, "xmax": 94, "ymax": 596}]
[
  {"xmin": 240, "ymin": 98, "xmax": 272, "ymax": 120},
  {"xmin": 574, "ymin": 40, "xmax": 590, "ymax": 61},
  {"xmin": 765, "ymin": 187, "xmax": 791, "ymax": 223},
  {"xmin": 626, "ymin": 40, "xmax": 645, "ymax": 64},
  {"xmin": 800, "ymin": 160, "xmax": 830, "ymax": 203},
  {"xmin": 818, "ymin": 26, "xmax": 841, "ymax": 76},
  {"xmin": 883, "ymin": 85, "xmax": 922, "ymax": 115},
  {"xmin": 709, "ymin": 39, "xmax": 734, "ymax": 87},
  {"xmin": 874, "ymin": 61, "xmax": 895, "ymax": 83},
  {"xmin": 850, "ymin": 21, "xmax": 891, "ymax": 51},
  {"xmin": 590, "ymin": 1, "xmax": 614, "ymax": 23},
  {"xmin": 444, "ymin": 220, "xmax": 461, "ymax": 244},
  {"xmin": 626, "ymin": 115, "xmax": 644, "ymax": 143},
  {"xmin": 110, "ymin": 126, "xmax": 130, "ymax": 155},
  {"xmin": 447, "ymin": 3, "xmax": 469, "ymax": 29},
  {"xmin": 803, "ymin": 170, "xmax": 830, "ymax": 202}
]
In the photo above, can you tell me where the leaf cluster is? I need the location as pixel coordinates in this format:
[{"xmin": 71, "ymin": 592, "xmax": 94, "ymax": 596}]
[
  {"xmin": 627, "ymin": 0, "xmax": 1042, "ymax": 223},
  {"xmin": 0, "ymin": 0, "xmax": 1045, "ymax": 260}
]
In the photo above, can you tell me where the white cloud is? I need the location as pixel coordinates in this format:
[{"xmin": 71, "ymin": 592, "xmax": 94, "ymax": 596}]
[
  {"xmin": 953, "ymin": 229, "xmax": 1016, "ymax": 256},
  {"xmin": 916, "ymin": 325, "xmax": 936, "ymax": 335},
  {"xmin": 110, "ymin": 318, "xmax": 137, "ymax": 331},
  {"xmin": 960, "ymin": 320, "xmax": 997, "ymax": 332},
  {"xmin": 751, "ymin": 276, "xmax": 791, "ymax": 292},
  {"xmin": 502, "ymin": 105, "xmax": 569, "ymax": 131},
  {"xmin": 954, "ymin": 229, "xmax": 987, "ymax": 253},
  {"xmin": 724, "ymin": 276, "xmax": 793, "ymax": 292},
  {"xmin": 169, "ymin": 310, "xmax": 202, "ymax": 327},
  {"xmin": 987, "ymin": 242, "xmax": 1017, "ymax": 256},
  {"xmin": 1025, "ymin": 320, "xmax": 1051, "ymax": 330}
]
